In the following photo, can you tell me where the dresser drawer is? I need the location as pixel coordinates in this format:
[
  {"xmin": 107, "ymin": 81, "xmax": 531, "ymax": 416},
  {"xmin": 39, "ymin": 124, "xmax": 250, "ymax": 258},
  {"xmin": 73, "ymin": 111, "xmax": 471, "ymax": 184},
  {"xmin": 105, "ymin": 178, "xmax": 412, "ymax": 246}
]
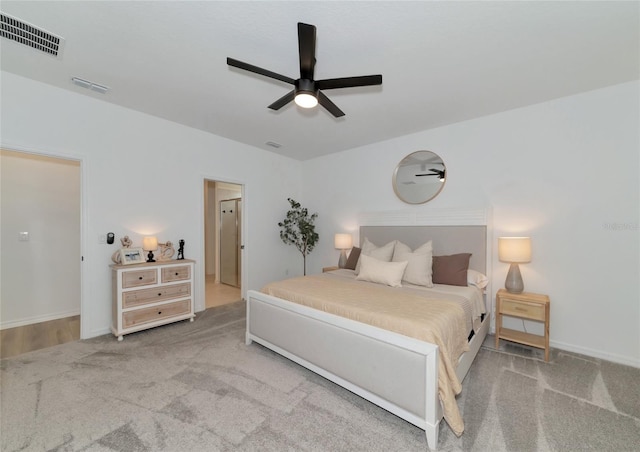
[
  {"xmin": 122, "ymin": 269, "xmax": 157, "ymax": 288},
  {"xmin": 123, "ymin": 283, "xmax": 191, "ymax": 308},
  {"xmin": 122, "ymin": 299, "xmax": 191, "ymax": 329},
  {"xmin": 162, "ymin": 265, "xmax": 191, "ymax": 283},
  {"xmin": 500, "ymin": 299, "xmax": 545, "ymax": 321}
]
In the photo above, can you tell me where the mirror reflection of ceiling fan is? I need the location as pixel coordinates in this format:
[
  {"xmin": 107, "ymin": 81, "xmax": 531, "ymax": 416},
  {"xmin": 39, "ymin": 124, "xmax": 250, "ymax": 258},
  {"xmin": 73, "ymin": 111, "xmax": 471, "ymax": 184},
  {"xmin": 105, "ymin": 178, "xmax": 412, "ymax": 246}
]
[{"xmin": 415, "ymin": 168, "xmax": 446, "ymax": 181}]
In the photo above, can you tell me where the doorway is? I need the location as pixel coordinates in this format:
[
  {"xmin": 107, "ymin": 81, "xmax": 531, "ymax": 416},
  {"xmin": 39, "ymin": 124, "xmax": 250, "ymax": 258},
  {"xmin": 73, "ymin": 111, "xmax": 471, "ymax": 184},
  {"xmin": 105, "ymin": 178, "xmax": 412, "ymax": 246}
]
[
  {"xmin": 0, "ymin": 149, "xmax": 81, "ymax": 356},
  {"xmin": 203, "ymin": 180, "xmax": 242, "ymax": 308}
]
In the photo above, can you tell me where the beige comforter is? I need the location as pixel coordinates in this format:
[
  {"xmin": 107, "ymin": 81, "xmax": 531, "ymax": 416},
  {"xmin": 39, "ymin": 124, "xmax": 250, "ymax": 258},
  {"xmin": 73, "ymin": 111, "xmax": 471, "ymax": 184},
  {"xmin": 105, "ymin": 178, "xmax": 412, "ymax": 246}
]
[{"xmin": 261, "ymin": 273, "xmax": 470, "ymax": 435}]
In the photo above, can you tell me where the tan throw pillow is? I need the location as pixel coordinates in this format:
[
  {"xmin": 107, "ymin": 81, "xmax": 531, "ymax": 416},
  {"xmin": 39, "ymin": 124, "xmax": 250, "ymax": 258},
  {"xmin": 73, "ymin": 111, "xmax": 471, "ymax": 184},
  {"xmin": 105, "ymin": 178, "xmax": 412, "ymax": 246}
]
[
  {"xmin": 355, "ymin": 238, "xmax": 396, "ymax": 274},
  {"xmin": 356, "ymin": 254, "xmax": 408, "ymax": 287},
  {"xmin": 392, "ymin": 240, "xmax": 434, "ymax": 287},
  {"xmin": 432, "ymin": 253, "xmax": 472, "ymax": 286}
]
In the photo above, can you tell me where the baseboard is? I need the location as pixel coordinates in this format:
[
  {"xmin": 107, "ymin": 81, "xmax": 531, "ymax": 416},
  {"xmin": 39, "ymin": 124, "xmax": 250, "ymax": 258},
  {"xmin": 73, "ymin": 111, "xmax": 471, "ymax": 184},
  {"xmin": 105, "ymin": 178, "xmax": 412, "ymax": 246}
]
[
  {"xmin": 1, "ymin": 309, "xmax": 81, "ymax": 330},
  {"xmin": 551, "ymin": 339, "xmax": 640, "ymax": 369}
]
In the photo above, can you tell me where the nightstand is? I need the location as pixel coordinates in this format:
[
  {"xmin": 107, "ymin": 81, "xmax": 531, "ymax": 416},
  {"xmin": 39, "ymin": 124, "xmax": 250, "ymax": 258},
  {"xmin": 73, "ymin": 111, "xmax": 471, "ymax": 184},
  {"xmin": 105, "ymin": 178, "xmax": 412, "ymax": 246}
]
[
  {"xmin": 495, "ymin": 289, "xmax": 550, "ymax": 361},
  {"xmin": 322, "ymin": 266, "xmax": 339, "ymax": 272}
]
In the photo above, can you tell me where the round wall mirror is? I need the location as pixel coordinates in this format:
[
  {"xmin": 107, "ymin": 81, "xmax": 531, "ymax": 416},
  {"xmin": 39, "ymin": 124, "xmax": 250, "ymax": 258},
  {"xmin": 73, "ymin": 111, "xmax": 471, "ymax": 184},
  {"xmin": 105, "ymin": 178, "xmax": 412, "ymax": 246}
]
[{"xmin": 392, "ymin": 151, "xmax": 446, "ymax": 204}]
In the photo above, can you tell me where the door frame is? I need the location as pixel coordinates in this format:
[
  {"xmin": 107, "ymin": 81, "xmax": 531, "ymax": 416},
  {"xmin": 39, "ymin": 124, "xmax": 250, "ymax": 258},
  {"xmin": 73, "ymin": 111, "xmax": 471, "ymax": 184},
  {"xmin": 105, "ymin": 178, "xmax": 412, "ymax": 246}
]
[
  {"xmin": 0, "ymin": 143, "xmax": 86, "ymax": 338},
  {"xmin": 199, "ymin": 175, "xmax": 246, "ymax": 311}
]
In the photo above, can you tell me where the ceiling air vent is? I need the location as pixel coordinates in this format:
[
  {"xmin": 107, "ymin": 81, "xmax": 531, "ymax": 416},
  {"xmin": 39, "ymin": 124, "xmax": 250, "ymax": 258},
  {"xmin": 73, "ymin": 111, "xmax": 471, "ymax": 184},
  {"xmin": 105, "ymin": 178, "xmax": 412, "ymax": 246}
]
[{"xmin": 0, "ymin": 12, "xmax": 64, "ymax": 58}]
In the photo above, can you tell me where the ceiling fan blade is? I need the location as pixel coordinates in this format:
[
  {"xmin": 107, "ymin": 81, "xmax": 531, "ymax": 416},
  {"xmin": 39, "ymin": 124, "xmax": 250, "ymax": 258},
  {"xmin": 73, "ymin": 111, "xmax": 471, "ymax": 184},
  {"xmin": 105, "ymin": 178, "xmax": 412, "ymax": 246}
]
[
  {"xmin": 268, "ymin": 90, "xmax": 296, "ymax": 110},
  {"xmin": 298, "ymin": 23, "xmax": 316, "ymax": 80},
  {"xmin": 316, "ymin": 75, "xmax": 382, "ymax": 90},
  {"xmin": 317, "ymin": 91, "xmax": 345, "ymax": 118},
  {"xmin": 227, "ymin": 57, "xmax": 295, "ymax": 85}
]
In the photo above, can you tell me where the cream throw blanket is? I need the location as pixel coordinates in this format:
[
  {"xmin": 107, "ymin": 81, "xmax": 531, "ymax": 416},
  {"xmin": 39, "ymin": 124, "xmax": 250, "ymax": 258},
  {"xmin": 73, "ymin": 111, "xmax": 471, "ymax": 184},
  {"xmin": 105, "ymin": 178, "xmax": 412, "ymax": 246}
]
[{"xmin": 262, "ymin": 273, "xmax": 470, "ymax": 435}]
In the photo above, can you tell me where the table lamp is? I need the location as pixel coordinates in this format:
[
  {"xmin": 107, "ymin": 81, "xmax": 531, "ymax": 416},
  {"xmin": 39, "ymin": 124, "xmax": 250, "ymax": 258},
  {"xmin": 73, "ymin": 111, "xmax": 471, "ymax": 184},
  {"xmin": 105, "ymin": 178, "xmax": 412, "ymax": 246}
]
[
  {"xmin": 498, "ymin": 237, "xmax": 531, "ymax": 294},
  {"xmin": 334, "ymin": 233, "xmax": 353, "ymax": 268},
  {"xmin": 142, "ymin": 236, "xmax": 158, "ymax": 263}
]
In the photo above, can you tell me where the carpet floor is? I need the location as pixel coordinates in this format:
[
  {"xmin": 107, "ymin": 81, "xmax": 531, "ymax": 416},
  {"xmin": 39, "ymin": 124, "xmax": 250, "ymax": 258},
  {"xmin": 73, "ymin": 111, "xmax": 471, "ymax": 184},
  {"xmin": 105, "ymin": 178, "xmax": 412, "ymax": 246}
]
[{"xmin": 1, "ymin": 301, "xmax": 639, "ymax": 451}]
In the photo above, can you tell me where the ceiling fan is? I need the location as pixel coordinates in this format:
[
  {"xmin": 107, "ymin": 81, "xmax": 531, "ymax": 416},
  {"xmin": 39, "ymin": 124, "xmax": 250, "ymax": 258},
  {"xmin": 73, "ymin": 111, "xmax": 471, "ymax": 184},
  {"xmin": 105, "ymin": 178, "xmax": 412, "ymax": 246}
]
[
  {"xmin": 227, "ymin": 22, "xmax": 382, "ymax": 118},
  {"xmin": 416, "ymin": 169, "xmax": 446, "ymax": 181}
]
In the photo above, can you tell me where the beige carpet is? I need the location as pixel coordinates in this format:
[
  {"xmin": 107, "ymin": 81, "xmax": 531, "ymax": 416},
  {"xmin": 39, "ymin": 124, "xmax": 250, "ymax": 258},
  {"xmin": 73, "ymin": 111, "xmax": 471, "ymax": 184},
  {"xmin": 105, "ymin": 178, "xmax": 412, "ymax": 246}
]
[{"xmin": 2, "ymin": 301, "xmax": 639, "ymax": 451}]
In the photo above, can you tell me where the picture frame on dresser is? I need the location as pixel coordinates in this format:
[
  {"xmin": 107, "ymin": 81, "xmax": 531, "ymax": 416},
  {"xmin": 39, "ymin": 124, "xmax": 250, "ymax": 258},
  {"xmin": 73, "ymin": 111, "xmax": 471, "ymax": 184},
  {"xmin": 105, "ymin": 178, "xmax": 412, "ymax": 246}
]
[{"xmin": 119, "ymin": 247, "xmax": 145, "ymax": 265}]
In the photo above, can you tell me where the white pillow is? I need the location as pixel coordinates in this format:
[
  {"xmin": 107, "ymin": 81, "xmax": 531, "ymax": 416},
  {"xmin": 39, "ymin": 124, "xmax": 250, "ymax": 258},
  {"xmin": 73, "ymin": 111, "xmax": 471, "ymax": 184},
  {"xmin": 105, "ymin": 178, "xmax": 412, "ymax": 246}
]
[
  {"xmin": 355, "ymin": 238, "xmax": 396, "ymax": 274},
  {"xmin": 356, "ymin": 255, "xmax": 408, "ymax": 287},
  {"xmin": 467, "ymin": 269, "xmax": 489, "ymax": 289},
  {"xmin": 392, "ymin": 241, "xmax": 434, "ymax": 287}
]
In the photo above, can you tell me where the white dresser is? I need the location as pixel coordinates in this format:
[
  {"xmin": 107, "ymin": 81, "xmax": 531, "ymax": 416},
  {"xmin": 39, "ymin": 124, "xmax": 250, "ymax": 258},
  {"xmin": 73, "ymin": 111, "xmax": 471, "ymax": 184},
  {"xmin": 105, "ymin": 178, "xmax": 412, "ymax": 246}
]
[{"xmin": 111, "ymin": 259, "xmax": 195, "ymax": 340}]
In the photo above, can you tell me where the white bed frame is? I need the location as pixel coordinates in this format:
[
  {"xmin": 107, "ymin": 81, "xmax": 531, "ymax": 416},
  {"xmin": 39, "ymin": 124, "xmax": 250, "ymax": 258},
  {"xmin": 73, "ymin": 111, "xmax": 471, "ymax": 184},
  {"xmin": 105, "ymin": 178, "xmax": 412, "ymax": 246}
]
[{"xmin": 246, "ymin": 208, "xmax": 492, "ymax": 450}]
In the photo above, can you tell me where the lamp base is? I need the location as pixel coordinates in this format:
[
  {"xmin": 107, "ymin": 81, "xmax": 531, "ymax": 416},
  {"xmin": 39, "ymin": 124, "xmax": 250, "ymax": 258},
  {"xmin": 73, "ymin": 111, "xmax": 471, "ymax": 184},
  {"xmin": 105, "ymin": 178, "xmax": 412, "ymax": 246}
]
[
  {"xmin": 505, "ymin": 263, "xmax": 524, "ymax": 294},
  {"xmin": 338, "ymin": 250, "xmax": 348, "ymax": 268}
]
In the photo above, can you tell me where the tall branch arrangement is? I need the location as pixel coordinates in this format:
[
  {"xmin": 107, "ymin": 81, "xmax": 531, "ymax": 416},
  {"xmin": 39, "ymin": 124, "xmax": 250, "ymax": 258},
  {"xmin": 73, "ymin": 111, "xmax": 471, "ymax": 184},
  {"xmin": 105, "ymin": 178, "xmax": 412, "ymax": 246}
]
[{"xmin": 278, "ymin": 198, "xmax": 319, "ymax": 275}]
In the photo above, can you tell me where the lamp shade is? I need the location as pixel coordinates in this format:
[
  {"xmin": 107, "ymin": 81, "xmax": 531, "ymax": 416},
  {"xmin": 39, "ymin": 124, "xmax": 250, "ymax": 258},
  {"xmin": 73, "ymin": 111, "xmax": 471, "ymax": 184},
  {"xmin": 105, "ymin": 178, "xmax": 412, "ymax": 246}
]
[
  {"xmin": 498, "ymin": 237, "xmax": 531, "ymax": 263},
  {"xmin": 334, "ymin": 233, "xmax": 353, "ymax": 250},
  {"xmin": 142, "ymin": 236, "xmax": 158, "ymax": 251}
]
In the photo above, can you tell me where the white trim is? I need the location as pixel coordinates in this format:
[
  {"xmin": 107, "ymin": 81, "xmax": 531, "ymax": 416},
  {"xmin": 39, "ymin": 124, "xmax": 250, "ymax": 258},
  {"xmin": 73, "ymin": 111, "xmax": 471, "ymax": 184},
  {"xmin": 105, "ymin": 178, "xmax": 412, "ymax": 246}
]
[
  {"xmin": 358, "ymin": 207, "xmax": 488, "ymax": 226},
  {"xmin": 1, "ymin": 309, "xmax": 80, "ymax": 330},
  {"xmin": 550, "ymin": 339, "xmax": 640, "ymax": 369}
]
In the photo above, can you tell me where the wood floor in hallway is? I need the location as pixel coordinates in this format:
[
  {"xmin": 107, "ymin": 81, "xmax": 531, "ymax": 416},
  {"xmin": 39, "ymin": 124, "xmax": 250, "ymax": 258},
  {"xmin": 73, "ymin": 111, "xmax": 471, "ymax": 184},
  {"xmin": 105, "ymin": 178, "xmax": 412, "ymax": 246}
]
[
  {"xmin": 1, "ymin": 315, "xmax": 80, "ymax": 359},
  {"xmin": 205, "ymin": 275, "xmax": 241, "ymax": 309}
]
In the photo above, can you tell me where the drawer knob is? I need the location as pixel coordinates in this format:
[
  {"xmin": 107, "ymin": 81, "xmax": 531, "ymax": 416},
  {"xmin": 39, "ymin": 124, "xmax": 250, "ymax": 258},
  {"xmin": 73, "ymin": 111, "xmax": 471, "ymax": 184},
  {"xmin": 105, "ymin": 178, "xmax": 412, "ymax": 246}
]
[
  {"xmin": 175, "ymin": 272, "xmax": 179, "ymax": 276},
  {"xmin": 158, "ymin": 311, "xmax": 162, "ymax": 315},
  {"xmin": 158, "ymin": 293, "xmax": 162, "ymax": 296},
  {"xmin": 138, "ymin": 276, "xmax": 143, "ymax": 280}
]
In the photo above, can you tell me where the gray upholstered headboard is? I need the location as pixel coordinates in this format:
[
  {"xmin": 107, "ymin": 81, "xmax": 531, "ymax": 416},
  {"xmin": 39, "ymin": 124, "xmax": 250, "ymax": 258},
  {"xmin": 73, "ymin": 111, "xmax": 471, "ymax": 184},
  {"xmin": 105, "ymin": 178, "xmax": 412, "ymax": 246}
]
[{"xmin": 359, "ymin": 225, "xmax": 487, "ymax": 274}]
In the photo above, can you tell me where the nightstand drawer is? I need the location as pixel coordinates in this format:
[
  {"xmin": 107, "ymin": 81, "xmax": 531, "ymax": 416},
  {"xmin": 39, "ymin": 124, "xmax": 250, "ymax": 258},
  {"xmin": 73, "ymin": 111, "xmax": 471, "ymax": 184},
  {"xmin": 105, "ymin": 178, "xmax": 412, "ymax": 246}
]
[
  {"xmin": 122, "ymin": 269, "xmax": 157, "ymax": 288},
  {"xmin": 123, "ymin": 283, "xmax": 191, "ymax": 308},
  {"xmin": 162, "ymin": 265, "xmax": 191, "ymax": 282},
  {"xmin": 123, "ymin": 299, "xmax": 191, "ymax": 329},
  {"xmin": 500, "ymin": 298, "xmax": 545, "ymax": 321}
]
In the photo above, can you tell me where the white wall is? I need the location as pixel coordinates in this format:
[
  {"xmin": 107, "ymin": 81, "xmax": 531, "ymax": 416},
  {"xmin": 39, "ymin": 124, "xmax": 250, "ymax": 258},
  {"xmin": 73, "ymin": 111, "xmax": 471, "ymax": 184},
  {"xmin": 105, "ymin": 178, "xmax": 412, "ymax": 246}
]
[
  {"xmin": 1, "ymin": 71, "xmax": 303, "ymax": 338},
  {"xmin": 0, "ymin": 150, "xmax": 81, "ymax": 328},
  {"xmin": 302, "ymin": 81, "xmax": 640, "ymax": 367}
]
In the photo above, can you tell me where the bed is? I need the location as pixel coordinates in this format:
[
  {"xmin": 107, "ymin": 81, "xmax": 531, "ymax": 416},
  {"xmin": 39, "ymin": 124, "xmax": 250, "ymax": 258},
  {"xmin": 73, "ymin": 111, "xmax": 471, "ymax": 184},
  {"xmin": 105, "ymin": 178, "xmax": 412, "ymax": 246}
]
[{"xmin": 246, "ymin": 208, "xmax": 491, "ymax": 450}]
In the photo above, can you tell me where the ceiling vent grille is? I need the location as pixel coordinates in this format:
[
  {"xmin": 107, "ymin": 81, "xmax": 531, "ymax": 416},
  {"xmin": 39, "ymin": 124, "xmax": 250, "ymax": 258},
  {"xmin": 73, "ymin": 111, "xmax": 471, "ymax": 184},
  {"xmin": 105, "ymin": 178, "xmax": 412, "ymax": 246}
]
[{"xmin": 0, "ymin": 12, "xmax": 63, "ymax": 57}]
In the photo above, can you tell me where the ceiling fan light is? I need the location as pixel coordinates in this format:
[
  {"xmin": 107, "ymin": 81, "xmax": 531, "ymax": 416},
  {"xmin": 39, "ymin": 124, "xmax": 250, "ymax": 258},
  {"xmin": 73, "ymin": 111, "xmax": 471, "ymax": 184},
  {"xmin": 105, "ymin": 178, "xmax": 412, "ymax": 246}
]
[{"xmin": 294, "ymin": 92, "xmax": 318, "ymax": 108}]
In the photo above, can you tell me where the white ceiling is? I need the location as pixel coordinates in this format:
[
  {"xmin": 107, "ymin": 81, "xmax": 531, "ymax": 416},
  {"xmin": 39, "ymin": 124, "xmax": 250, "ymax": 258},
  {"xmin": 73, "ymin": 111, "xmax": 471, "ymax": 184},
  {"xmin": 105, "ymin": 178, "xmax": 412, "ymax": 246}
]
[{"xmin": 1, "ymin": 1, "xmax": 638, "ymax": 161}]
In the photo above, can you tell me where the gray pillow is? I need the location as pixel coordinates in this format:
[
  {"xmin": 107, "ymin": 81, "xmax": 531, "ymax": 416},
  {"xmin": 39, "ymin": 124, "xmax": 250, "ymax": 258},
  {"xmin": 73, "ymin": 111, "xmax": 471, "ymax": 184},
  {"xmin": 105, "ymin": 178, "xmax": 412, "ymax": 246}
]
[
  {"xmin": 345, "ymin": 247, "xmax": 361, "ymax": 270},
  {"xmin": 432, "ymin": 253, "xmax": 472, "ymax": 286}
]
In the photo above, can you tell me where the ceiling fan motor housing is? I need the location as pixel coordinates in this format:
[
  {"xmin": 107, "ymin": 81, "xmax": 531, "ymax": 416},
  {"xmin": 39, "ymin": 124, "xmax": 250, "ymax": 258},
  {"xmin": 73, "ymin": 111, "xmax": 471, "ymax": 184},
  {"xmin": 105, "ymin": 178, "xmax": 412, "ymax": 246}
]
[{"xmin": 295, "ymin": 78, "xmax": 317, "ymax": 97}]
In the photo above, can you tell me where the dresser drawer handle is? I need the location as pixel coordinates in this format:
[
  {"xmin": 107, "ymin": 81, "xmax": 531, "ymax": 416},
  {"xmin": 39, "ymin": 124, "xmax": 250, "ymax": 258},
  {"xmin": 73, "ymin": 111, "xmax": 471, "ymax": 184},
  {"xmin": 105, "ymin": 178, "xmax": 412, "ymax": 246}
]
[
  {"xmin": 139, "ymin": 276, "xmax": 143, "ymax": 280},
  {"xmin": 175, "ymin": 272, "xmax": 179, "ymax": 276},
  {"xmin": 158, "ymin": 293, "xmax": 162, "ymax": 297},
  {"xmin": 514, "ymin": 307, "xmax": 527, "ymax": 311},
  {"xmin": 158, "ymin": 311, "xmax": 162, "ymax": 315}
]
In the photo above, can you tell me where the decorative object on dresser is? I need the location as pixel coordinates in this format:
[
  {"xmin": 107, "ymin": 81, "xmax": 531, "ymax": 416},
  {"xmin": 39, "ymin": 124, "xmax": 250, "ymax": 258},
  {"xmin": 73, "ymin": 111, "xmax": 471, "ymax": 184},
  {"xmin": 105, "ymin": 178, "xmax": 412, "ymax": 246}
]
[
  {"xmin": 111, "ymin": 235, "xmax": 133, "ymax": 264},
  {"xmin": 495, "ymin": 288, "xmax": 550, "ymax": 361},
  {"xmin": 111, "ymin": 259, "xmax": 195, "ymax": 341},
  {"xmin": 157, "ymin": 241, "xmax": 175, "ymax": 261},
  {"xmin": 119, "ymin": 247, "xmax": 145, "ymax": 265},
  {"xmin": 498, "ymin": 236, "xmax": 531, "ymax": 294},
  {"xmin": 392, "ymin": 150, "xmax": 446, "ymax": 204},
  {"xmin": 142, "ymin": 236, "xmax": 158, "ymax": 263},
  {"xmin": 322, "ymin": 266, "xmax": 339, "ymax": 273},
  {"xmin": 334, "ymin": 233, "xmax": 353, "ymax": 268},
  {"xmin": 177, "ymin": 239, "xmax": 185, "ymax": 260}
]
